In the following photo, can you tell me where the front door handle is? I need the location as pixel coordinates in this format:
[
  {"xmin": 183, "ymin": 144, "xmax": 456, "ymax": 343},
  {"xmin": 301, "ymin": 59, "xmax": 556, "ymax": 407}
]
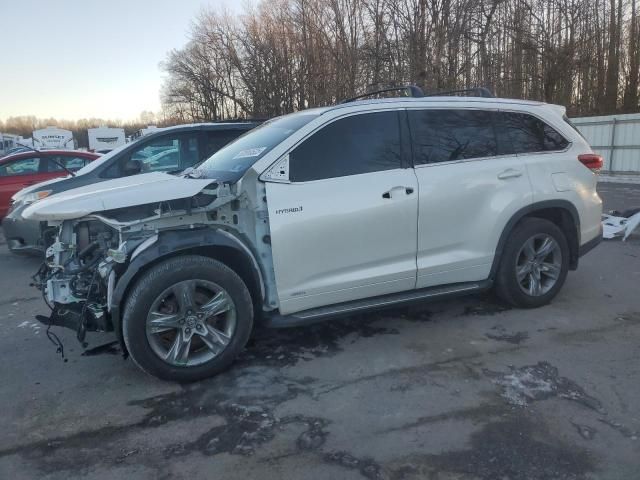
[
  {"xmin": 497, "ymin": 169, "xmax": 523, "ymax": 180},
  {"xmin": 382, "ymin": 186, "xmax": 414, "ymax": 199}
]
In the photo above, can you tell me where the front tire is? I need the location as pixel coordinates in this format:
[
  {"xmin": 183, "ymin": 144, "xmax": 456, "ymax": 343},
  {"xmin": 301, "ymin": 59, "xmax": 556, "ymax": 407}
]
[
  {"xmin": 495, "ymin": 218, "xmax": 569, "ymax": 308},
  {"xmin": 122, "ymin": 255, "xmax": 253, "ymax": 382}
]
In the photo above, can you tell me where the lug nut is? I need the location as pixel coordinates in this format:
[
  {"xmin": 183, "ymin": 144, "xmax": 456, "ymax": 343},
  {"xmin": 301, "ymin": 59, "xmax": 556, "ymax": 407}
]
[
  {"xmin": 185, "ymin": 328, "xmax": 191, "ymax": 334},
  {"xmin": 196, "ymin": 324, "xmax": 203, "ymax": 330},
  {"xmin": 179, "ymin": 319, "xmax": 185, "ymax": 325}
]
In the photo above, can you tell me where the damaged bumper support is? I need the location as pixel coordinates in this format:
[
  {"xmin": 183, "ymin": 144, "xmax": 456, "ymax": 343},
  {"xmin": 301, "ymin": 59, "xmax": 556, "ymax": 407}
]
[{"xmin": 32, "ymin": 219, "xmax": 154, "ymax": 345}]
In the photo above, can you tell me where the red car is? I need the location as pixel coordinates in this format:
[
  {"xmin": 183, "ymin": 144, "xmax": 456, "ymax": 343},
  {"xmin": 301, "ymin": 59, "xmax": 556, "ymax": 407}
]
[{"xmin": 0, "ymin": 150, "xmax": 99, "ymax": 218}]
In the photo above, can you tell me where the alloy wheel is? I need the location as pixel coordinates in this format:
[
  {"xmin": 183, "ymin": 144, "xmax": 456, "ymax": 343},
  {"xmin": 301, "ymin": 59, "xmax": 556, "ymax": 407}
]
[
  {"xmin": 145, "ymin": 279, "xmax": 237, "ymax": 366},
  {"xmin": 515, "ymin": 233, "xmax": 562, "ymax": 297}
]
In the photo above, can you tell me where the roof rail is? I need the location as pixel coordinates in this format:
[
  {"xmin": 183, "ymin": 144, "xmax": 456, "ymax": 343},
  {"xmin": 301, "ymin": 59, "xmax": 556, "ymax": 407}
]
[
  {"xmin": 423, "ymin": 87, "xmax": 494, "ymax": 98},
  {"xmin": 212, "ymin": 118, "xmax": 268, "ymax": 123},
  {"xmin": 341, "ymin": 85, "xmax": 424, "ymax": 104}
]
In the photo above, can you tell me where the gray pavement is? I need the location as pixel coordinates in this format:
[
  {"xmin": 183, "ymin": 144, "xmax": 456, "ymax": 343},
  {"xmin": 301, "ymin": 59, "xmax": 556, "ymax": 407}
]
[{"xmin": 0, "ymin": 183, "xmax": 639, "ymax": 480}]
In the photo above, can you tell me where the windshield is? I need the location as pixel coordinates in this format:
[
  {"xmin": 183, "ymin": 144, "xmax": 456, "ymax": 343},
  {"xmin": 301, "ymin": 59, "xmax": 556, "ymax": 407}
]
[{"xmin": 197, "ymin": 112, "xmax": 320, "ymax": 181}]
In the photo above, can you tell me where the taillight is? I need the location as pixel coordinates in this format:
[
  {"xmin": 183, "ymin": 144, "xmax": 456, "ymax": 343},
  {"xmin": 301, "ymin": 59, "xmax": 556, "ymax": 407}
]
[{"xmin": 578, "ymin": 154, "xmax": 603, "ymax": 172}]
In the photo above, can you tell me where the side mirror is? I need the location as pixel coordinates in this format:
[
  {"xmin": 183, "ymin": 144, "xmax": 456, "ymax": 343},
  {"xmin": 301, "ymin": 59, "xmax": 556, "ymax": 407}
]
[{"xmin": 123, "ymin": 159, "xmax": 143, "ymax": 176}]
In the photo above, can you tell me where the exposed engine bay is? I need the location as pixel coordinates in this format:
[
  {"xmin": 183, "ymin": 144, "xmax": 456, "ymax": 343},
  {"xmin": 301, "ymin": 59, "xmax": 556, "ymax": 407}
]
[{"xmin": 32, "ymin": 179, "xmax": 276, "ymax": 346}]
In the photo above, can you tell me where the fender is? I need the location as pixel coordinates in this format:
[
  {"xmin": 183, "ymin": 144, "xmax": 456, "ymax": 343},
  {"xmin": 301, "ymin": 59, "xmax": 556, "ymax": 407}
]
[
  {"xmin": 489, "ymin": 200, "xmax": 580, "ymax": 279},
  {"xmin": 109, "ymin": 228, "xmax": 265, "ymax": 348}
]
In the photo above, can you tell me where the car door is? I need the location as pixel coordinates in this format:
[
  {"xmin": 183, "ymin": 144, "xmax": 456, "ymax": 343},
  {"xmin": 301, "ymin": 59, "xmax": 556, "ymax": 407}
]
[
  {"xmin": 409, "ymin": 108, "xmax": 533, "ymax": 289},
  {"xmin": 264, "ymin": 110, "xmax": 419, "ymax": 315},
  {"xmin": 0, "ymin": 155, "xmax": 44, "ymax": 216}
]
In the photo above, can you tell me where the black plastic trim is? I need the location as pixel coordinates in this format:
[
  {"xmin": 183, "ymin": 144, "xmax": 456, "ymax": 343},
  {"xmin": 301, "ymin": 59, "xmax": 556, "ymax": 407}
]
[
  {"xmin": 579, "ymin": 230, "xmax": 602, "ymax": 258},
  {"xmin": 264, "ymin": 280, "xmax": 492, "ymax": 328}
]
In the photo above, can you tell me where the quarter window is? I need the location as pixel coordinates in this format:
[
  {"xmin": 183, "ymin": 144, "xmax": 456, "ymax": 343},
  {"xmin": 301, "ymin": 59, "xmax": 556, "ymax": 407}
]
[
  {"xmin": 498, "ymin": 112, "xmax": 569, "ymax": 153},
  {"xmin": 408, "ymin": 110, "xmax": 497, "ymax": 164},
  {"xmin": 289, "ymin": 111, "xmax": 402, "ymax": 182}
]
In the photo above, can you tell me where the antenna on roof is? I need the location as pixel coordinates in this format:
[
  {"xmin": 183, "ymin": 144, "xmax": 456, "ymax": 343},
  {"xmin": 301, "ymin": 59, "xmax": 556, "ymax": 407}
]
[{"xmin": 341, "ymin": 85, "xmax": 424, "ymax": 104}]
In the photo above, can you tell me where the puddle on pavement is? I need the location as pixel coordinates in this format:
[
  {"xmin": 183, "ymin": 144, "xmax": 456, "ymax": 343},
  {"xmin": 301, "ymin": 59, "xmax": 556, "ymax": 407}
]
[
  {"xmin": 485, "ymin": 361, "xmax": 604, "ymax": 413},
  {"xmin": 3, "ymin": 365, "xmax": 328, "ymax": 473},
  {"xmin": 485, "ymin": 325, "xmax": 529, "ymax": 344},
  {"xmin": 458, "ymin": 294, "xmax": 512, "ymax": 317},
  {"xmin": 410, "ymin": 415, "xmax": 596, "ymax": 480},
  {"xmin": 239, "ymin": 316, "xmax": 399, "ymax": 367},
  {"xmin": 324, "ymin": 450, "xmax": 385, "ymax": 480}
]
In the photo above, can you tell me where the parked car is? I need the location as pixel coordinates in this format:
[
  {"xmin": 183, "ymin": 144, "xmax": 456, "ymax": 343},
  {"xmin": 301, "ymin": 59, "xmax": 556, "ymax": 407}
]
[
  {"xmin": 2, "ymin": 122, "xmax": 261, "ymax": 253},
  {"xmin": 0, "ymin": 150, "xmax": 99, "ymax": 219},
  {"xmin": 1, "ymin": 146, "xmax": 33, "ymax": 158},
  {"xmin": 25, "ymin": 87, "xmax": 603, "ymax": 382}
]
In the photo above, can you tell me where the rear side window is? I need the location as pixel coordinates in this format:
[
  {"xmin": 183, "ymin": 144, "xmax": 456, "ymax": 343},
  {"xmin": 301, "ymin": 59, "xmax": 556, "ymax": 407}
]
[
  {"xmin": 408, "ymin": 109, "xmax": 497, "ymax": 164},
  {"xmin": 498, "ymin": 112, "xmax": 569, "ymax": 154},
  {"xmin": 563, "ymin": 115, "xmax": 586, "ymax": 140},
  {"xmin": 289, "ymin": 111, "xmax": 402, "ymax": 182}
]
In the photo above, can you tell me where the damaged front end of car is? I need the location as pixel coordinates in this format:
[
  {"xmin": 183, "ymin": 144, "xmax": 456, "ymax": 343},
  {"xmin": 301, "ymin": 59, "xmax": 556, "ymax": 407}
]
[
  {"xmin": 28, "ymin": 175, "xmax": 276, "ymax": 349},
  {"xmin": 33, "ymin": 216, "xmax": 125, "ymax": 343}
]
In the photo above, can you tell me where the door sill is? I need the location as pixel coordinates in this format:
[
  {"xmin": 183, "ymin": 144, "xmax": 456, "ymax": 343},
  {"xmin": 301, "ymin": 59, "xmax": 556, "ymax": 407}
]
[{"xmin": 263, "ymin": 280, "xmax": 492, "ymax": 328}]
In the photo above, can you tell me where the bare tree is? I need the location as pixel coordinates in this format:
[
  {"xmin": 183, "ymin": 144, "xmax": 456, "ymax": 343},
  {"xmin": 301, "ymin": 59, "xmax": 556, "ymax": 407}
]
[{"xmin": 160, "ymin": 0, "xmax": 640, "ymax": 122}]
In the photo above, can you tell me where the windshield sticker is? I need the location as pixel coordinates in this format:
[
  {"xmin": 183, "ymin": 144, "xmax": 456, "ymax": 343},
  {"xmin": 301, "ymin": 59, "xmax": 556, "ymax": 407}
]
[{"xmin": 233, "ymin": 147, "xmax": 267, "ymax": 159}]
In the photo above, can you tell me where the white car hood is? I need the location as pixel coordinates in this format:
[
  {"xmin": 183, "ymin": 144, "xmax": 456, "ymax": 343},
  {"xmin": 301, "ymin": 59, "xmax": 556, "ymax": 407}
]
[{"xmin": 23, "ymin": 172, "xmax": 215, "ymax": 221}]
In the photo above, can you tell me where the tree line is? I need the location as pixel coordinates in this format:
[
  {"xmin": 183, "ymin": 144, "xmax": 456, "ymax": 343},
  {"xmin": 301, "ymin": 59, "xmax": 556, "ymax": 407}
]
[
  {"xmin": 0, "ymin": 112, "xmax": 171, "ymax": 149},
  {"xmin": 161, "ymin": 0, "xmax": 640, "ymax": 121}
]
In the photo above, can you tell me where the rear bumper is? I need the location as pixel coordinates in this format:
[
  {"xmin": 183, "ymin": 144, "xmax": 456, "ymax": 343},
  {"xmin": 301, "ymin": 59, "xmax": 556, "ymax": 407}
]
[{"xmin": 579, "ymin": 224, "xmax": 603, "ymax": 258}]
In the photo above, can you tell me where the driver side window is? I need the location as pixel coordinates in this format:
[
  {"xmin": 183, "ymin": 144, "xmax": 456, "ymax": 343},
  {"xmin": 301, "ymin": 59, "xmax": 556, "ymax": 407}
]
[
  {"xmin": 288, "ymin": 111, "xmax": 402, "ymax": 182},
  {"xmin": 103, "ymin": 134, "xmax": 199, "ymax": 178}
]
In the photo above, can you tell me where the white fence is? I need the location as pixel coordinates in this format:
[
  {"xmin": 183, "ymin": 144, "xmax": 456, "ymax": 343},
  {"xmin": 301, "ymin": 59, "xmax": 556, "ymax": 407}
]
[{"xmin": 571, "ymin": 112, "xmax": 640, "ymax": 173}]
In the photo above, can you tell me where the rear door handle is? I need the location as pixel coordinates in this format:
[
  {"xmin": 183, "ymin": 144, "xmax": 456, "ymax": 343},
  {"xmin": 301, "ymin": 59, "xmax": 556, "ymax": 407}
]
[
  {"xmin": 382, "ymin": 186, "xmax": 414, "ymax": 199},
  {"xmin": 497, "ymin": 169, "xmax": 523, "ymax": 180}
]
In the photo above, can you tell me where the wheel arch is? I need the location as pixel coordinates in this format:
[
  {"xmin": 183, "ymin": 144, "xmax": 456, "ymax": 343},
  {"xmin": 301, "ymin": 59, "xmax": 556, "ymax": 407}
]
[
  {"xmin": 110, "ymin": 229, "xmax": 265, "ymax": 352},
  {"xmin": 489, "ymin": 200, "xmax": 580, "ymax": 280}
]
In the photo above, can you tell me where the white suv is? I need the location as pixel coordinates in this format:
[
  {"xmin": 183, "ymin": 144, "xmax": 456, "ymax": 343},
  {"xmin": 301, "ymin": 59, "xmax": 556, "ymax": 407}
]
[{"xmin": 25, "ymin": 87, "xmax": 603, "ymax": 381}]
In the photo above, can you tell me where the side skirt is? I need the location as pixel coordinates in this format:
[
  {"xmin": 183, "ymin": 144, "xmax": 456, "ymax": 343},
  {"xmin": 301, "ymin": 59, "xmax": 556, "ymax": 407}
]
[{"xmin": 263, "ymin": 280, "xmax": 492, "ymax": 328}]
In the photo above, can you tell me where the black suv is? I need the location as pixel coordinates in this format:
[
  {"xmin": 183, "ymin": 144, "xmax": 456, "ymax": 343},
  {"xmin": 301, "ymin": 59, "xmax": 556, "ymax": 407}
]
[{"xmin": 2, "ymin": 122, "xmax": 261, "ymax": 252}]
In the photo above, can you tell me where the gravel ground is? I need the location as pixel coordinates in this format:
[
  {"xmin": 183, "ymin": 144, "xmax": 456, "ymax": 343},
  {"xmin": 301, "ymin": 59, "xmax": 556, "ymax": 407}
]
[{"xmin": 0, "ymin": 182, "xmax": 639, "ymax": 480}]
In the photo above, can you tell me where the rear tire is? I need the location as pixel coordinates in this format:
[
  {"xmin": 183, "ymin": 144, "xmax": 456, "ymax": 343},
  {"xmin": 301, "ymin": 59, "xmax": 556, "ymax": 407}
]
[
  {"xmin": 495, "ymin": 218, "xmax": 569, "ymax": 308},
  {"xmin": 122, "ymin": 255, "xmax": 253, "ymax": 382}
]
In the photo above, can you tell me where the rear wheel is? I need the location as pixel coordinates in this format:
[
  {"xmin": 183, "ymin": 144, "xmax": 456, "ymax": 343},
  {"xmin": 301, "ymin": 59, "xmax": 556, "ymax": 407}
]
[
  {"xmin": 495, "ymin": 218, "xmax": 569, "ymax": 308},
  {"xmin": 122, "ymin": 255, "xmax": 253, "ymax": 382}
]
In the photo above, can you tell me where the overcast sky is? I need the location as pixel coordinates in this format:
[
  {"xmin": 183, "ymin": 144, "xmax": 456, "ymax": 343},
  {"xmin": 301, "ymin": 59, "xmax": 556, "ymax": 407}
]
[{"xmin": 0, "ymin": 0, "xmax": 239, "ymax": 122}]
